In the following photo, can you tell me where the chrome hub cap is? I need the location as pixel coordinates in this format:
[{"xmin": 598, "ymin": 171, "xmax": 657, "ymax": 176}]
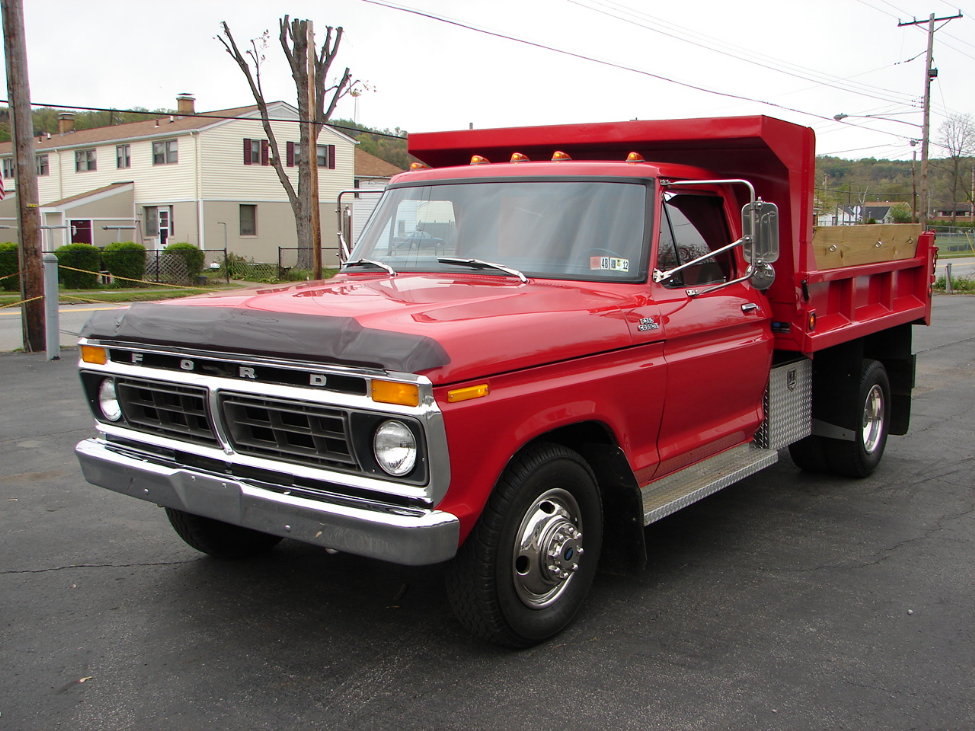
[
  {"xmin": 862, "ymin": 384, "xmax": 885, "ymax": 454},
  {"xmin": 512, "ymin": 488, "xmax": 584, "ymax": 609}
]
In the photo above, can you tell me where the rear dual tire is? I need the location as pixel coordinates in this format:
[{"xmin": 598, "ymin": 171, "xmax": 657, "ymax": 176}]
[{"xmin": 789, "ymin": 358, "xmax": 890, "ymax": 478}]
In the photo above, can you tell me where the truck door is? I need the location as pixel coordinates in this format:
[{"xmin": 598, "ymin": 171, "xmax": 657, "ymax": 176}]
[{"xmin": 652, "ymin": 192, "xmax": 773, "ymax": 476}]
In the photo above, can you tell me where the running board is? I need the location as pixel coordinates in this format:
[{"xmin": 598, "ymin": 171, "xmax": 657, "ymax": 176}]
[{"xmin": 641, "ymin": 443, "xmax": 777, "ymax": 525}]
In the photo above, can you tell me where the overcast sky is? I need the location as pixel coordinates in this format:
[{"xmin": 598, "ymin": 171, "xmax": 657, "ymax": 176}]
[{"xmin": 3, "ymin": 0, "xmax": 974, "ymax": 160}]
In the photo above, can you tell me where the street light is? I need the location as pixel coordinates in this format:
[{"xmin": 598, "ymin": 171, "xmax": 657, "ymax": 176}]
[
  {"xmin": 834, "ymin": 114, "xmax": 927, "ymax": 224},
  {"xmin": 832, "ymin": 113, "xmax": 922, "ymax": 130}
]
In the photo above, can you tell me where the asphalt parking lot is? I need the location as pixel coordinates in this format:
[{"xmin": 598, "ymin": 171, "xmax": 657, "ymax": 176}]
[{"xmin": 1, "ymin": 295, "xmax": 973, "ymax": 730}]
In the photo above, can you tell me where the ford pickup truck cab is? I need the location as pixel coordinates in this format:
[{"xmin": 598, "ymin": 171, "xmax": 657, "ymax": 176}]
[{"xmin": 76, "ymin": 116, "xmax": 935, "ymax": 646}]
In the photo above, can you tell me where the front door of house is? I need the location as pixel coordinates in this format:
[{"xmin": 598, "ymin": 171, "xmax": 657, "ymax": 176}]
[
  {"xmin": 158, "ymin": 209, "xmax": 171, "ymax": 246},
  {"xmin": 70, "ymin": 220, "xmax": 93, "ymax": 244}
]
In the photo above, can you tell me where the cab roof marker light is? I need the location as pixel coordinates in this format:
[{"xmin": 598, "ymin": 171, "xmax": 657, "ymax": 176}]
[
  {"xmin": 409, "ymin": 161, "xmax": 429, "ymax": 170},
  {"xmin": 470, "ymin": 155, "xmax": 490, "ymax": 165},
  {"xmin": 510, "ymin": 152, "xmax": 530, "ymax": 163},
  {"xmin": 81, "ymin": 345, "xmax": 108, "ymax": 364},
  {"xmin": 551, "ymin": 150, "xmax": 572, "ymax": 162},
  {"xmin": 626, "ymin": 152, "xmax": 646, "ymax": 163},
  {"xmin": 372, "ymin": 380, "xmax": 420, "ymax": 407}
]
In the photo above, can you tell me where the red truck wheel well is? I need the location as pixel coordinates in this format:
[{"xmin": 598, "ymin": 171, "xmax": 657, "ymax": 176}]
[{"xmin": 521, "ymin": 421, "xmax": 648, "ymax": 573}]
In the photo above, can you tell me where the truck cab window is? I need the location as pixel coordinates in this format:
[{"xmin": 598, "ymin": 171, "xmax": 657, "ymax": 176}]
[{"xmin": 657, "ymin": 194, "xmax": 733, "ymax": 287}]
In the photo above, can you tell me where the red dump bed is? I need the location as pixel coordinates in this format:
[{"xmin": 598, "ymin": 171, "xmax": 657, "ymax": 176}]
[{"xmin": 409, "ymin": 116, "xmax": 935, "ymax": 354}]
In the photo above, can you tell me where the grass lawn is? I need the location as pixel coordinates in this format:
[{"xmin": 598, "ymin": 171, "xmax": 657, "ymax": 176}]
[{"xmin": 0, "ymin": 283, "xmax": 242, "ymax": 309}]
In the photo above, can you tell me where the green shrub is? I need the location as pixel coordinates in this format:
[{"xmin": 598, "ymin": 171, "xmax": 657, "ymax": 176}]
[
  {"xmin": 55, "ymin": 243, "xmax": 101, "ymax": 289},
  {"xmin": 102, "ymin": 241, "xmax": 146, "ymax": 284},
  {"xmin": 0, "ymin": 242, "xmax": 19, "ymax": 291},
  {"xmin": 164, "ymin": 242, "xmax": 205, "ymax": 279},
  {"xmin": 935, "ymin": 275, "xmax": 975, "ymax": 292}
]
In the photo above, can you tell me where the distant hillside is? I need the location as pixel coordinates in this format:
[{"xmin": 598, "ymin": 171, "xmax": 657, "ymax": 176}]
[
  {"xmin": 816, "ymin": 154, "xmax": 975, "ymax": 215},
  {"xmin": 330, "ymin": 119, "xmax": 412, "ymax": 170},
  {"xmin": 0, "ymin": 106, "xmax": 172, "ymax": 141}
]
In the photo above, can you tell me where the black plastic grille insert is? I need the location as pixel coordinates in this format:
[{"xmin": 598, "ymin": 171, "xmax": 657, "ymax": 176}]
[
  {"xmin": 116, "ymin": 378, "xmax": 217, "ymax": 445},
  {"xmin": 219, "ymin": 393, "xmax": 357, "ymax": 470}
]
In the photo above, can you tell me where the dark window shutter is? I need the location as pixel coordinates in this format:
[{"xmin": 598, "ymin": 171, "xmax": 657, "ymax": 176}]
[
  {"xmin": 328, "ymin": 144, "xmax": 336, "ymax": 170},
  {"xmin": 261, "ymin": 140, "xmax": 269, "ymax": 166},
  {"xmin": 243, "ymin": 138, "xmax": 252, "ymax": 165},
  {"xmin": 286, "ymin": 141, "xmax": 295, "ymax": 167}
]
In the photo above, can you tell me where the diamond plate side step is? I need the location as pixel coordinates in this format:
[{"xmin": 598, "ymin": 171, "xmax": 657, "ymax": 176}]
[{"xmin": 641, "ymin": 443, "xmax": 777, "ymax": 525}]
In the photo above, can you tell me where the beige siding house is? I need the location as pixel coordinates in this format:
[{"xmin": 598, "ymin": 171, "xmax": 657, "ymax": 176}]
[{"xmin": 0, "ymin": 96, "xmax": 356, "ymax": 262}]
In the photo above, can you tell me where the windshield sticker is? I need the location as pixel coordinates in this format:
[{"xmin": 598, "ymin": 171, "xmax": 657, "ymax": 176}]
[{"xmin": 590, "ymin": 256, "xmax": 630, "ymax": 272}]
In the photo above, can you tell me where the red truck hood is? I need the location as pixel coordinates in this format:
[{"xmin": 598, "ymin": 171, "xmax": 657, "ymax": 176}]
[{"xmin": 147, "ymin": 273, "xmax": 640, "ymax": 384}]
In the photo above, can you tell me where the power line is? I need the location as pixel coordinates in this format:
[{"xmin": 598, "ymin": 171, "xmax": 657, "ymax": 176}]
[
  {"xmin": 568, "ymin": 0, "xmax": 919, "ymax": 106},
  {"xmin": 357, "ymin": 0, "xmax": 927, "ymax": 138}
]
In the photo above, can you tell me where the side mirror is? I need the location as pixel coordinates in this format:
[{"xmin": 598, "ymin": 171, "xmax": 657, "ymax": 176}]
[{"xmin": 742, "ymin": 200, "xmax": 779, "ymax": 264}]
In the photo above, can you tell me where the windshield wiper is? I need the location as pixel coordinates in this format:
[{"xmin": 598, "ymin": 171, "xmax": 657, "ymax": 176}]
[
  {"xmin": 437, "ymin": 257, "xmax": 528, "ymax": 283},
  {"xmin": 343, "ymin": 258, "xmax": 397, "ymax": 276}
]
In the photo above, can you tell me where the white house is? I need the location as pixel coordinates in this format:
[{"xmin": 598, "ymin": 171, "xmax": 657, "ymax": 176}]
[{"xmin": 0, "ymin": 95, "xmax": 356, "ymax": 264}]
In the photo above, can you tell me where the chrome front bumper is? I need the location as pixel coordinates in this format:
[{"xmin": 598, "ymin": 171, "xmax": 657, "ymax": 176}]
[{"xmin": 76, "ymin": 438, "xmax": 460, "ymax": 566}]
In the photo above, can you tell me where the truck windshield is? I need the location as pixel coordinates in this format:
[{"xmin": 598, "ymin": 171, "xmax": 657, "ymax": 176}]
[{"xmin": 348, "ymin": 180, "xmax": 650, "ymax": 282}]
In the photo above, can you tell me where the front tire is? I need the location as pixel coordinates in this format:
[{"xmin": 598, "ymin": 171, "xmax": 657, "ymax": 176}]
[
  {"xmin": 165, "ymin": 508, "xmax": 283, "ymax": 559},
  {"xmin": 446, "ymin": 443, "xmax": 603, "ymax": 647}
]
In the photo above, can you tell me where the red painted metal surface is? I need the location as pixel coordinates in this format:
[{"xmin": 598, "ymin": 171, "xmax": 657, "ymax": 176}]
[{"xmin": 152, "ymin": 116, "xmax": 933, "ymax": 534}]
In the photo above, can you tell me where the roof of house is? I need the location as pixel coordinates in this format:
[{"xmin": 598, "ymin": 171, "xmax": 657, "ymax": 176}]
[
  {"xmin": 0, "ymin": 102, "xmax": 357, "ymax": 154},
  {"xmin": 354, "ymin": 147, "xmax": 404, "ymax": 178},
  {"xmin": 44, "ymin": 181, "xmax": 133, "ymax": 207},
  {"xmin": 0, "ymin": 104, "xmax": 262, "ymax": 154}
]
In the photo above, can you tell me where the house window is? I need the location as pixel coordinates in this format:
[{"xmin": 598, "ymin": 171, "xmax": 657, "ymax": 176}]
[
  {"xmin": 243, "ymin": 138, "xmax": 269, "ymax": 165},
  {"xmin": 152, "ymin": 139, "xmax": 178, "ymax": 165},
  {"xmin": 144, "ymin": 206, "xmax": 158, "ymax": 237},
  {"xmin": 316, "ymin": 144, "xmax": 337, "ymax": 169},
  {"xmin": 240, "ymin": 204, "xmax": 257, "ymax": 236},
  {"xmin": 75, "ymin": 148, "xmax": 97, "ymax": 172},
  {"xmin": 286, "ymin": 142, "xmax": 336, "ymax": 169},
  {"xmin": 116, "ymin": 144, "xmax": 131, "ymax": 169},
  {"xmin": 36, "ymin": 154, "xmax": 49, "ymax": 176},
  {"xmin": 2, "ymin": 158, "xmax": 14, "ymax": 179}
]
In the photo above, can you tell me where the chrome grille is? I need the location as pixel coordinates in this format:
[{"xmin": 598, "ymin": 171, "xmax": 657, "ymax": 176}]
[
  {"xmin": 116, "ymin": 378, "xmax": 217, "ymax": 445},
  {"xmin": 219, "ymin": 394, "xmax": 357, "ymax": 470}
]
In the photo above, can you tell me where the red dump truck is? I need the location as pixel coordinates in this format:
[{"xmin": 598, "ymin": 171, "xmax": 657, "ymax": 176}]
[{"xmin": 75, "ymin": 116, "xmax": 935, "ymax": 646}]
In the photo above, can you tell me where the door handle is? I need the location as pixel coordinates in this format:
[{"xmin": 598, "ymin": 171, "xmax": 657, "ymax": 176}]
[{"xmin": 741, "ymin": 303, "xmax": 760, "ymax": 313}]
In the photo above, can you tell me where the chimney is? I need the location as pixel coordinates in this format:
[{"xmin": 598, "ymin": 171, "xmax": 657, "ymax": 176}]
[
  {"xmin": 176, "ymin": 93, "xmax": 195, "ymax": 115},
  {"xmin": 58, "ymin": 112, "xmax": 75, "ymax": 134}
]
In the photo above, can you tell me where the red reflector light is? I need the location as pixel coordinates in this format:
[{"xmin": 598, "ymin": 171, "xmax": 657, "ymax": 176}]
[
  {"xmin": 510, "ymin": 152, "xmax": 529, "ymax": 163},
  {"xmin": 551, "ymin": 150, "xmax": 572, "ymax": 161},
  {"xmin": 470, "ymin": 155, "xmax": 490, "ymax": 165}
]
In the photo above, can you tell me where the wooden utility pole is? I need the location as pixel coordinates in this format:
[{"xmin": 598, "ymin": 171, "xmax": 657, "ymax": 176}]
[
  {"xmin": 306, "ymin": 21, "xmax": 322, "ymax": 280},
  {"xmin": 899, "ymin": 11, "xmax": 963, "ymax": 229},
  {"xmin": 1, "ymin": 0, "xmax": 44, "ymax": 351}
]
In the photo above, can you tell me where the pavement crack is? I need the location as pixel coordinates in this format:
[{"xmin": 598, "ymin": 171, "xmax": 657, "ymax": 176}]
[{"xmin": 1, "ymin": 559, "xmax": 195, "ymax": 575}]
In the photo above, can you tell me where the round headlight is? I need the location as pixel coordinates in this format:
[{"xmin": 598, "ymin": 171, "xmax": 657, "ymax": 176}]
[
  {"xmin": 373, "ymin": 420, "xmax": 417, "ymax": 477},
  {"xmin": 98, "ymin": 378, "xmax": 122, "ymax": 422}
]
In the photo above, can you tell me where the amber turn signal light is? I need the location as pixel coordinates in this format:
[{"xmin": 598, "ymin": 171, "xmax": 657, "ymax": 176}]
[
  {"xmin": 80, "ymin": 345, "xmax": 108, "ymax": 364},
  {"xmin": 372, "ymin": 380, "xmax": 420, "ymax": 407}
]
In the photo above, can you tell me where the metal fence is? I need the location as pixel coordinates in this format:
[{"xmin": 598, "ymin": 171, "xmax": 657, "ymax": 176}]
[
  {"xmin": 39, "ymin": 248, "xmax": 231, "ymax": 287},
  {"xmin": 277, "ymin": 246, "xmax": 343, "ymax": 274},
  {"xmin": 930, "ymin": 226, "xmax": 975, "ymax": 255}
]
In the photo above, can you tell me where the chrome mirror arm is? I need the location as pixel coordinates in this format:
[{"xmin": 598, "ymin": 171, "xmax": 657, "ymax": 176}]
[{"xmin": 652, "ymin": 237, "xmax": 748, "ymax": 283}]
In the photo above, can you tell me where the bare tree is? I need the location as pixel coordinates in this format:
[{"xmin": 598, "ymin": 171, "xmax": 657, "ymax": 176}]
[
  {"xmin": 937, "ymin": 113, "xmax": 975, "ymax": 224},
  {"xmin": 218, "ymin": 17, "xmax": 354, "ymax": 275}
]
